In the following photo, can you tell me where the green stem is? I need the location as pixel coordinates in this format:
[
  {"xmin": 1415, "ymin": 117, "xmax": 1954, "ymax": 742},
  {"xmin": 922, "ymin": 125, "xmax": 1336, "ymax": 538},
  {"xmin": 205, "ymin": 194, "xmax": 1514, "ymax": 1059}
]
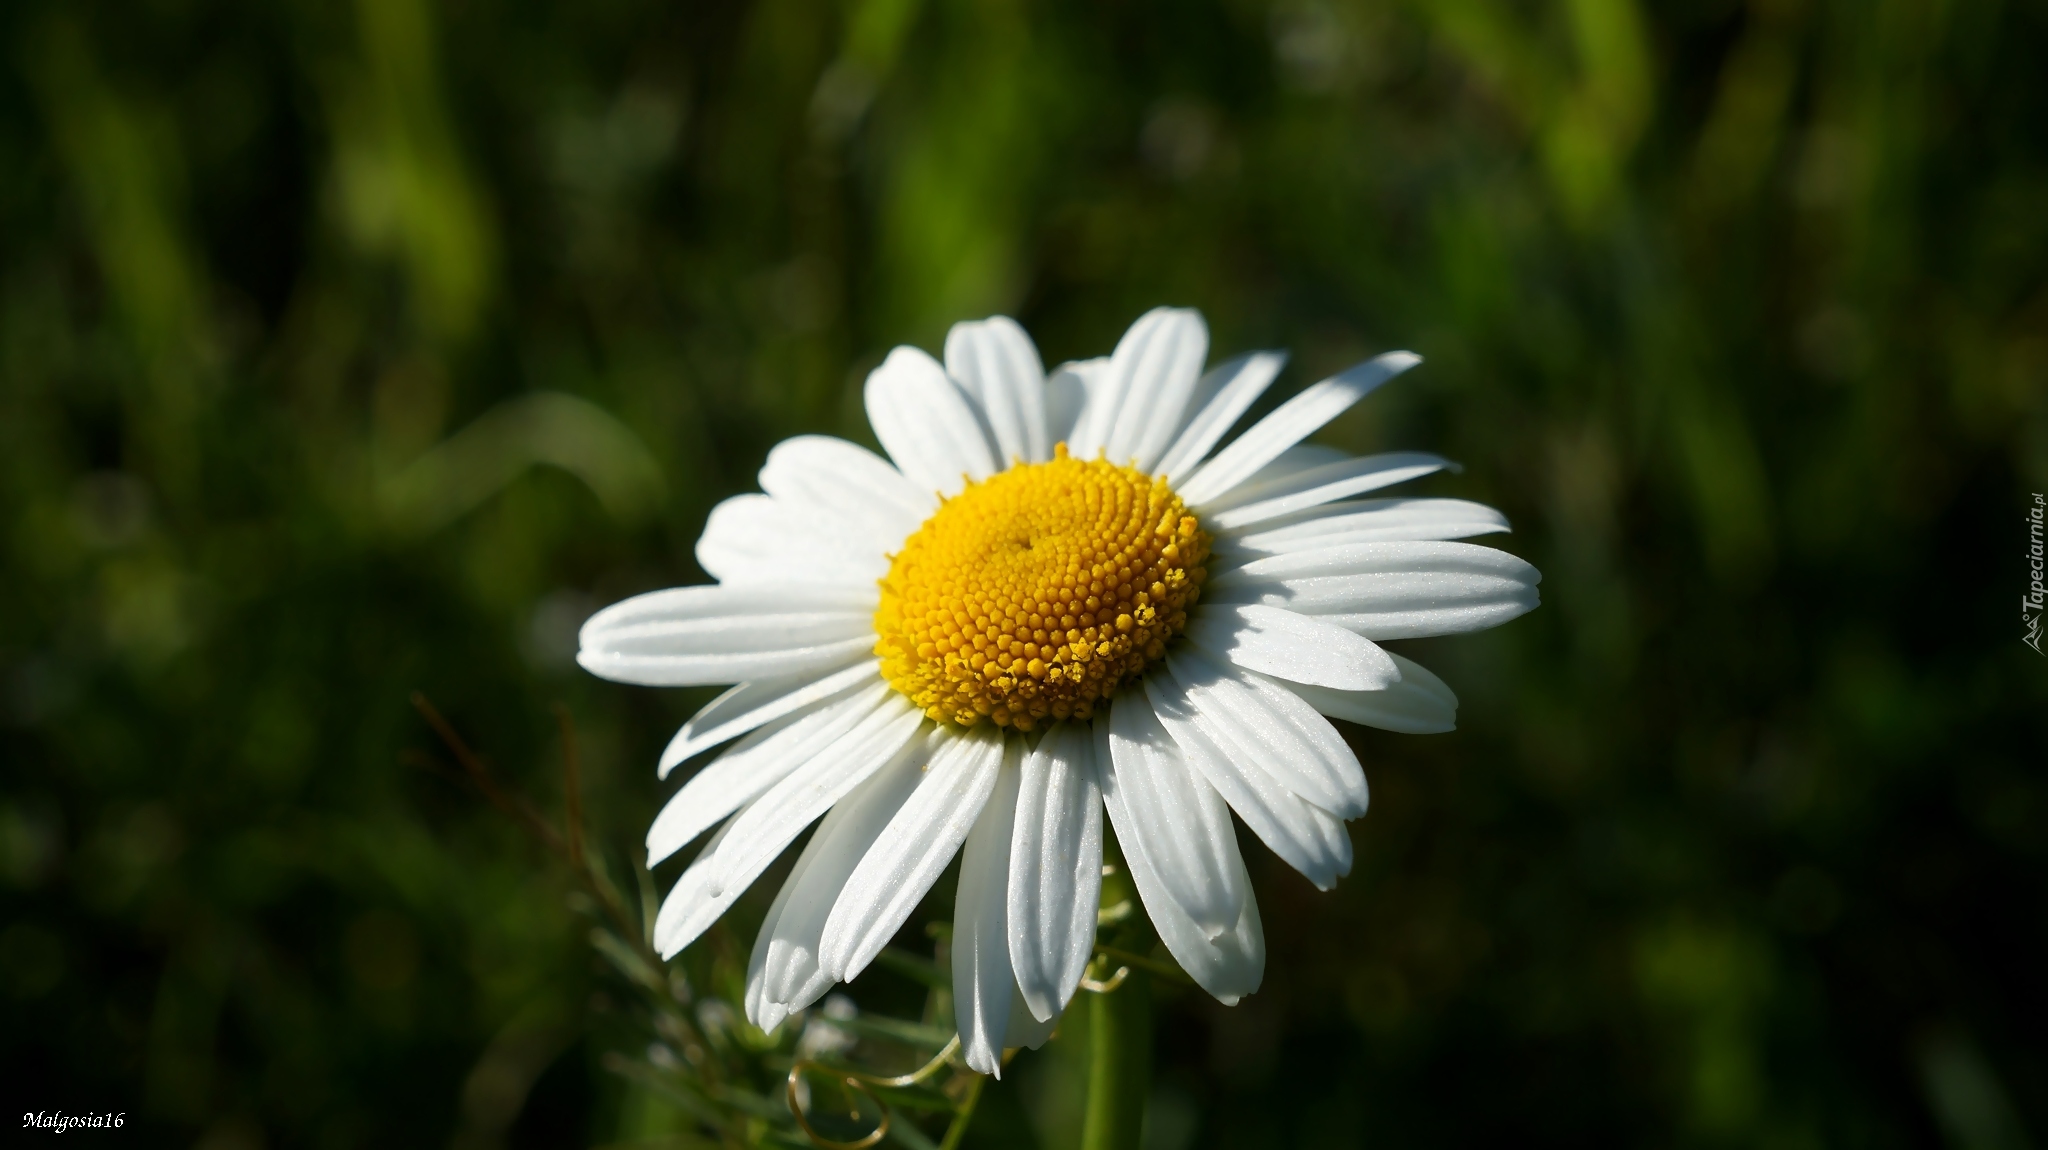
[
  {"xmin": 936, "ymin": 1074, "xmax": 986, "ymax": 1150},
  {"xmin": 1080, "ymin": 970, "xmax": 1152, "ymax": 1150}
]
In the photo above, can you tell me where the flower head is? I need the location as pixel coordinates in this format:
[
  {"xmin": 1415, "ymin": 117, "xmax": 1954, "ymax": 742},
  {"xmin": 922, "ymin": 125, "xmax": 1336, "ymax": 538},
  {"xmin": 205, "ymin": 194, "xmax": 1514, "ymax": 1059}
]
[
  {"xmin": 874, "ymin": 446, "xmax": 1210, "ymax": 728},
  {"xmin": 579, "ymin": 308, "xmax": 1541, "ymax": 1075}
]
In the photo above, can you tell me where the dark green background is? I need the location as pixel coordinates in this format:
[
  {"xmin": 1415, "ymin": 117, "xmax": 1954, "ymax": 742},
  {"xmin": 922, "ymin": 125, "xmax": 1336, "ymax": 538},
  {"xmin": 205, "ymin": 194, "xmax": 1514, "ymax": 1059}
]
[{"xmin": 3, "ymin": 0, "xmax": 2044, "ymax": 1145}]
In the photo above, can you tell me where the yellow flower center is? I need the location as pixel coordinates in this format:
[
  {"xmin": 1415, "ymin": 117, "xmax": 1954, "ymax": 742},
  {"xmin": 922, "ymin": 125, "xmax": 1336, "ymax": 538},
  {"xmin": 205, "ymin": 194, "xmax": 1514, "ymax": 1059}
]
[{"xmin": 874, "ymin": 445, "xmax": 1210, "ymax": 730}]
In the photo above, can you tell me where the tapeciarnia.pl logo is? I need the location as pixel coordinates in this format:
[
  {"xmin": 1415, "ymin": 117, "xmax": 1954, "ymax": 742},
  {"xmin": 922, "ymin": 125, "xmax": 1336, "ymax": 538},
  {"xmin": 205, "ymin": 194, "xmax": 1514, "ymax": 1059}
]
[{"xmin": 2026, "ymin": 493, "xmax": 2045, "ymax": 656}]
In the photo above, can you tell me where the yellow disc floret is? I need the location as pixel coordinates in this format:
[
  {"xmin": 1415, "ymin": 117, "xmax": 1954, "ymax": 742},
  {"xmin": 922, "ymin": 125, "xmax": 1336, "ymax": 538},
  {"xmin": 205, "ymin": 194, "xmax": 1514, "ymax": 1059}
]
[{"xmin": 874, "ymin": 445, "xmax": 1210, "ymax": 730}]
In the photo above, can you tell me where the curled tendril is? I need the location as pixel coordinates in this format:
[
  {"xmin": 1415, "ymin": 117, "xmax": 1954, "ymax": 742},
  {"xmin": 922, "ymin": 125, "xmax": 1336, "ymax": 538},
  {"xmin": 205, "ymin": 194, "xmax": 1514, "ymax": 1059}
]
[
  {"xmin": 1078, "ymin": 964, "xmax": 1131, "ymax": 994},
  {"xmin": 787, "ymin": 1035, "xmax": 962, "ymax": 1149},
  {"xmin": 786, "ymin": 943, "xmax": 1179, "ymax": 1146}
]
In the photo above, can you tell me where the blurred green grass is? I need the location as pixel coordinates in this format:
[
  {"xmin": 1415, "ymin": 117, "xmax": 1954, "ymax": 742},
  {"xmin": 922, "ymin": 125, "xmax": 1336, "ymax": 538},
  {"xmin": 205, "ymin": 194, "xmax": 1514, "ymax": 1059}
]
[{"xmin": 2, "ymin": 0, "xmax": 2044, "ymax": 1146}]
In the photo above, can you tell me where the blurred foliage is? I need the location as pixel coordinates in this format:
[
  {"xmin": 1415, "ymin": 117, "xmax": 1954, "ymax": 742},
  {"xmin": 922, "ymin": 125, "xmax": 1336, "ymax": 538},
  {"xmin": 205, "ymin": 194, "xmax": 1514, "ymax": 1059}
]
[
  {"xmin": 405, "ymin": 697, "xmax": 996, "ymax": 1150},
  {"xmin": 2, "ymin": 0, "xmax": 2044, "ymax": 1146}
]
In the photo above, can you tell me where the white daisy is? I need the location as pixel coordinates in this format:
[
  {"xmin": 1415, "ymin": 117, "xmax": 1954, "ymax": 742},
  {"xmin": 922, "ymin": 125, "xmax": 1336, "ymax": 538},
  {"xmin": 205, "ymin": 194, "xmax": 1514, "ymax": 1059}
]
[{"xmin": 578, "ymin": 308, "xmax": 1540, "ymax": 1075}]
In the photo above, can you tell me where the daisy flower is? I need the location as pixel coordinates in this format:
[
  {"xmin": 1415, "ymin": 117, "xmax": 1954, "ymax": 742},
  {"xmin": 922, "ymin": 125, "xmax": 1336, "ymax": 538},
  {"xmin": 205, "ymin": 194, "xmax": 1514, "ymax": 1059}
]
[{"xmin": 579, "ymin": 308, "xmax": 1540, "ymax": 1075}]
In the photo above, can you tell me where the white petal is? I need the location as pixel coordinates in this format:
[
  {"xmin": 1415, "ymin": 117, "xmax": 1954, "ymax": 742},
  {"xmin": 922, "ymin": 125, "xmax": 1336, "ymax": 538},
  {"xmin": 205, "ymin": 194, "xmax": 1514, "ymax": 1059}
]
[
  {"xmin": 654, "ymin": 858, "xmax": 718, "ymax": 959},
  {"xmin": 1156, "ymin": 352, "xmax": 1288, "ymax": 484},
  {"xmin": 705, "ymin": 695, "xmax": 925, "ymax": 899},
  {"xmin": 1186, "ymin": 603, "xmax": 1399, "ymax": 692},
  {"xmin": 1163, "ymin": 648, "xmax": 1370, "ymax": 818},
  {"xmin": 1209, "ymin": 540, "xmax": 1542, "ymax": 639},
  {"xmin": 1101, "ymin": 692, "xmax": 1246, "ymax": 939},
  {"xmin": 1007, "ymin": 720, "xmax": 1103, "ymax": 1022},
  {"xmin": 758, "ymin": 434, "xmax": 934, "ymax": 540},
  {"xmin": 1201, "ymin": 453, "xmax": 1453, "ymax": 529},
  {"xmin": 1216, "ymin": 497, "xmax": 1511, "ymax": 554},
  {"xmin": 582, "ymin": 582, "xmax": 875, "ymax": 631},
  {"xmin": 746, "ymin": 737, "xmax": 931, "ymax": 1028},
  {"xmin": 1286, "ymin": 653, "xmax": 1459, "ymax": 734},
  {"xmin": 1241, "ymin": 443, "xmax": 1350, "ymax": 486},
  {"xmin": 1098, "ymin": 712, "xmax": 1265, "ymax": 1004},
  {"xmin": 652, "ymin": 804, "xmax": 749, "ymax": 958},
  {"xmin": 647, "ymin": 682, "xmax": 894, "ymax": 863},
  {"xmin": 1145, "ymin": 670, "xmax": 1353, "ymax": 890},
  {"xmin": 954, "ymin": 738, "xmax": 1026, "ymax": 1075},
  {"xmin": 1044, "ymin": 358, "xmax": 1104, "ymax": 446},
  {"xmin": 695, "ymin": 493, "xmax": 892, "ymax": 588},
  {"xmin": 579, "ymin": 635, "xmax": 872, "ymax": 688},
  {"xmin": 1176, "ymin": 352, "xmax": 1421, "ymax": 506},
  {"xmin": 863, "ymin": 346, "xmax": 999, "ymax": 498},
  {"xmin": 1100, "ymin": 308, "xmax": 1210, "ymax": 473},
  {"xmin": 946, "ymin": 316, "xmax": 1050, "ymax": 465},
  {"xmin": 1004, "ymin": 988, "xmax": 1058, "ymax": 1051},
  {"xmin": 577, "ymin": 583, "xmax": 875, "ymax": 686},
  {"xmin": 1069, "ymin": 311, "xmax": 1167, "ymax": 459},
  {"xmin": 745, "ymin": 819, "xmax": 817, "ymax": 1033},
  {"xmin": 818, "ymin": 725, "xmax": 1006, "ymax": 982},
  {"xmin": 657, "ymin": 660, "xmax": 881, "ymax": 776}
]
